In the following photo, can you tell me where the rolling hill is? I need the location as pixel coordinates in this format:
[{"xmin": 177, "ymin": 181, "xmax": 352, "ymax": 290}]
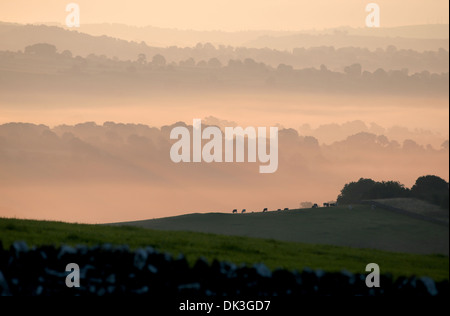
[
  {"xmin": 0, "ymin": 216, "xmax": 448, "ymax": 281},
  {"xmin": 113, "ymin": 204, "xmax": 449, "ymax": 255},
  {"xmin": 371, "ymin": 198, "xmax": 449, "ymax": 225}
]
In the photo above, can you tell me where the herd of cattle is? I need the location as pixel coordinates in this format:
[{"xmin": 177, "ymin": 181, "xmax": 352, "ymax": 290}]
[{"xmin": 232, "ymin": 203, "xmax": 338, "ymax": 214}]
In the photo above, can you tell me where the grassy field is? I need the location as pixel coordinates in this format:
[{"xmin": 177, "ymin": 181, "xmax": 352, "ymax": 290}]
[
  {"xmin": 374, "ymin": 198, "xmax": 449, "ymax": 224},
  {"xmin": 114, "ymin": 204, "xmax": 449, "ymax": 256},
  {"xmin": 0, "ymin": 216, "xmax": 448, "ymax": 281}
]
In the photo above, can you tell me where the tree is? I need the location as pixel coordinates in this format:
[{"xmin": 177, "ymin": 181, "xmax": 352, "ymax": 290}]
[
  {"xmin": 24, "ymin": 43, "xmax": 57, "ymax": 56},
  {"xmin": 411, "ymin": 175, "xmax": 449, "ymax": 208},
  {"xmin": 227, "ymin": 59, "xmax": 243, "ymax": 69},
  {"xmin": 373, "ymin": 68, "xmax": 388, "ymax": 81},
  {"xmin": 61, "ymin": 50, "xmax": 73, "ymax": 58},
  {"xmin": 203, "ymin": 42, "xmax": 215, "ymax": 50},
  {"xmin": 197, "ymin": 60, "xmax": 207, "ymax": 68},
  {"xmin": 376, "ymin": 135, "xmax": 389, "ymax": 147},
  {"xmin": 344, "ymin": 63, "xmax": 362, "ymax": 77},
  {"xmin": 369, "ymin": 181, "xmax": 409, "ymax": 199},
  {"xmin": 277, "ymin": 63, "xmax": 294, "ymax": 73},
  {"xmin": 337, "ymin": 178, "xmax": 409, "ymax": 204},
  {"xmin": 137, "ymin": 53, "xmax": 147, "ymax": 65},
  {"xmin": 403, "ymin": 139, "xmax": 422, "ymax": 152},
  {"xmin": 180, "ymin": 58, "xmax": 195, "ymax": 67},
  {"xmin": 152, "ymin": 54, "xmax": 166, "ymax": 67},
  {"xmin": 207, "ymin": 58, "xmax": 222, "ymax": 68},
  {"xmin": 244, "ymin": 58, "xmax": 260, "ymax": 71},
  {"xmin": 337, "ymin": 178, "xmax": 376, "ymax": 204}
]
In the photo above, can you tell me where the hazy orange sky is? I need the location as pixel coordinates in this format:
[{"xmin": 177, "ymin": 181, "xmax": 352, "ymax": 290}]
[{"xmin": 0, "ymin": 0, "xmax": 448, "ymax": 31}]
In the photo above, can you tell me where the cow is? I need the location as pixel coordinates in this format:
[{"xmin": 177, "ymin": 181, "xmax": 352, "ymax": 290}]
[
  {"xmin": 242, "ymin": 209, "xmax": 246, "ymax": 213},
  {"xmin": 263, "ymin": 208, "xmax": 268, "ymax": 212},
  {"xmin": 330, "ymin": 203, "xmax": 336, "ymax": 207},
  {"xmin": 284, "ymin": 208, "xmax": 289, "ymax": 211},
  {"xmin": 323, "ymin": 203, "xmax": 329, "ymax": 207},
  {"xmin": 312, "ymin": 204, "xmax": 319, "ymax": 208},
  {"xmin": 232, "ymin": 209, "xmax": 237, "ymax": 214}
]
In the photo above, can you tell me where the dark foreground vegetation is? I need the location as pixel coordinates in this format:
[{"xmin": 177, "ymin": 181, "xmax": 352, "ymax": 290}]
[{"xmin": 1, "ymin": 241, "xmax": 448, "ymax": 296}]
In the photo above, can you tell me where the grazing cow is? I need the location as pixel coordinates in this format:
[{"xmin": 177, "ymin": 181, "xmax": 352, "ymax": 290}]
[
  {"xmin": 323, "ymin": 203, "xmax": 329, "ymax": 207},
  {"xmin": 242, "ymin": 209, "xmax": 246, "ymax": 213},
  {"xmin": 232, "ymin": 209, "xmax": 237, "ymax": 214},
  {"xmin": 263, "ymin": 208, "xmax": 268, "ymax": 212},
  {"xmin": 312, "ymin": 204, "xmax": 319, "ymax": 208},
  {"xmin": 277, "ymin": 208, "xmax": 282, "ymax": 211},
  {"xmin": 284, "ymin": 208, "xmax": 289, "ymax": 211},
  {"xmin": 330, "ymin": 203, "xmax": 336, "ymax": 207}
]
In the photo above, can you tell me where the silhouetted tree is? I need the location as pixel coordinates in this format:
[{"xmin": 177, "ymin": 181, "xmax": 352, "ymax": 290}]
[
  {"xmin": 24, "ymin": 43, "xmax": 57, "ymax": 56},
  {"xmin": 277, "ymin": 63, "xmax": 294, "ymax": 73},
  {"xmin": 344, "ymin": 63, "xmax": 362, "ymax": 77},
  {"xmin": 197, "ymin": 60, "xmax": 207, "ymax": 68},
  {"xmin": 373, "ymin": 68, "xmax": 388, "ymax": 81},
  {"xmin": 338, "ymin": 176, "xmax": 448, "ymax": 209},
  {"xmin": 152, "ymin": 54, "xmax": 166, "ymax": 67},
  {"xmin": 370, "ymin": 181, "xmax": 409, "ymax": 199},
  {"xmin": 376, "ymin": 135, "xmax": 389, "ymax": 147},
  {"xmin": 207, "ymin": 58, "xmax": 222, "ymax": 68},
  {"xmin": 244, "ymin": 58, "xmax": 258, "ymax": 70},
  {"xmin": 227, "ymin": 59, "xmax": 243, "ymax": 69},
  {"xmin": 203, "ymin": 42, "xmax": 215, "ymax": 50},
  {"xmin": 411, "ymin": 175, "xmax": 449, "ymax": 208},
  {"xmin": 403, "ymin": 139, "xmax": 422, "ymax": 152},
  {"xmin": 337, "ymin": 178, "xmax": 409, "ymax": 204},
  {"xmin": 137, "ymin": 53, "xmax": 147, "ymax": 65},
  {"xmin": 61, "ymin": 50, "xmax": 73, "ymax": 58},
  {"xmin": 179, "ymin": 58, "xmax": 195, "ymax": 67},
  {"xmin": 337, "ymin": 178, "xmax": 377, "ymax": 204}
]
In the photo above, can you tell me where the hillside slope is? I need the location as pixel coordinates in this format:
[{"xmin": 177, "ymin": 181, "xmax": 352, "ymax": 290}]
[
  {"xmin": 0, "ymin": 217, "xmax": 448, "ymax": 281},
  {"xmin": 114, "ymin": 205, "xmax": 449, "ymax": 255},
  {"xmin": 371, "ymin": 198, "xmax": 449, "ymax": 225}
]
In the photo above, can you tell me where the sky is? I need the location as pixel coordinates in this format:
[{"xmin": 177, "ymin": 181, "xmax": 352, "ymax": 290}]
[
  {"xmin": 0, "ymin": 0, "xmax": 448, "ymax": 223},
  {"xmin": 0, "ymin": 0, "xmax": 448, "ymax": 31}
]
